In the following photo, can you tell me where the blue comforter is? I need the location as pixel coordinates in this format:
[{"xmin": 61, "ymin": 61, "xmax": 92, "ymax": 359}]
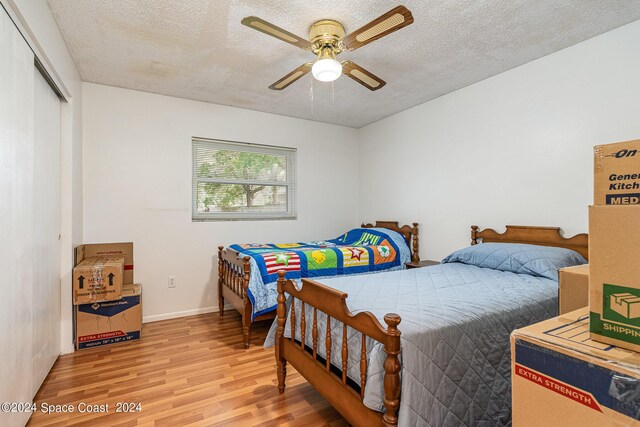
[
  {"xmin": 267, "ymin": 262, "xmax": 560, "ymax": 426},
  {"xmin": 229, "ymin": 228, "xmax": 411, "ymax": 319}
]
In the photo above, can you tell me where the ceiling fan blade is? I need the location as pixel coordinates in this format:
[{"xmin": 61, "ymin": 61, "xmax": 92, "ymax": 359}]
[
  {"xmin": 341, "ymin": 61, "xmax": 386, "ymax": 91},
  {"xmin": 269, "ymin": 63, "xmax": 313, "ymax": 90},
  {"xmin": 241, "ymin": 16, "xmax": 311, "ymax": 50},
  {"xmin": 341, "ymin": 5, "xmax": 414, "ymax": 51}
]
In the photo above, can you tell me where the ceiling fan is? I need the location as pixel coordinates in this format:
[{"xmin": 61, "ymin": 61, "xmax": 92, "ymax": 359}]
[{"xmin": 241, "ymin": 5, "xmax": 414, "ymax": 91}]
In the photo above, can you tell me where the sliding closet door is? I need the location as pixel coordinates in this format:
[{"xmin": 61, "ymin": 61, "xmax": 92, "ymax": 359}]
[
  {"xmin": 32, "ymin": 68, "xmax": 61, "ymax": 395},
  {"xmin": 0, "ymin": 6, "xmax": 35, "ymax": 427}
]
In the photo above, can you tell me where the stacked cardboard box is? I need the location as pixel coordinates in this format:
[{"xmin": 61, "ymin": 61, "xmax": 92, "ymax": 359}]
[
  {"xmin": 511, "ymin": 139, "xmax": 640, "ymax": 425},
  {"xmin": 590, "ymin": 139, "xmax": 640, "ymax": 352},
  {"xmin": 73, "ymin": 255, "xmax": 125, "ymax": 304},
  {"xmin": 75, "ymin": 283, "xmax": 142, "ymax": 350},
  {"xmin": 558, "ymin": 264, "xmax": 589, "ymax": 315},
  {"xmin": 511, "ymin": 309, "xmax": 640, "ymax": 426},
  {"xmin": 72, "ymin": 242, "xmax": 142, "ymax": 350},
  {"xmin": 75, "ymin": 242, "xmax": 135, "ymax": 290}
]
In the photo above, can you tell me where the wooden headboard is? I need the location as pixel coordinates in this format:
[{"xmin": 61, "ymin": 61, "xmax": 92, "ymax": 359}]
[
  {"xmin": 361, "ymin": 220, "xmax": 420, "ymax": 262},
  {"xmin": 471, "ymin": 225, "xmax": 588, "ymax": 260}
]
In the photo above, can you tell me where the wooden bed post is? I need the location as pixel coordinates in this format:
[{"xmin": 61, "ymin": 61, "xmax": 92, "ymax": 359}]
[
  {"xmin": 383, "ymin": 313, "xmax": 402, "ymax": 426},
  {"xmin": 217, "ymin": 246, "xmax": 224, "ymax": 318},
  {"xmin": 471, "ymin": 225, "xmax": 479, "ymax": 245},
  {"xmin": 275, "ymin": 270, "xmax": 287, "ymax": 393},
  {"xmin": 411, "ymin": 223, "xmax": 420, "ymax": 262},
  {"xmin": 241, "ymin": 256, "xmax": 252, "ymax": 349}
]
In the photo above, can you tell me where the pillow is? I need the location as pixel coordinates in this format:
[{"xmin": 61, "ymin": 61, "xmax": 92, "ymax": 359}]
[{"xmin": 441, "ymin": 242, "xmax": 587, "ymax": 281}]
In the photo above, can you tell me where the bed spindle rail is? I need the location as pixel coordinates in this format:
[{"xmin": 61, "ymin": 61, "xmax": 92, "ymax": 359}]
[
  {"xmin": 290, "ymin": 296, "xmax": 296, "ymax": 342},
  {"xmin": 275, "ymin": 271, "xmax": 402, "ymax": 426},
  {"xmin": 312, "ymin": 308, "xmax": 318, "ymax": 359},
  {"xmin": 300, "ymin": 302, "xmax": 306, "ymax": 350},
  {"xmin": 360, "ymin": 333, "xmax": 367, "ymax": 399},
  {"xmin": 326, "ymin": 316, "xmax": 332, "ymax": 371},
  {"xmin": 276, "ymin": 278, "xmax": 287, "ymax": 393},
  {"xmin": 342, "ymin": 324, "xmax": 348, "ymax": 384}
]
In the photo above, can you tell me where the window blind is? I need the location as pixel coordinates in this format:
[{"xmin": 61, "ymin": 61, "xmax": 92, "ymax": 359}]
[{"xmin": 192, "ymin": 138, "xmax": 297, "ymax": 220}]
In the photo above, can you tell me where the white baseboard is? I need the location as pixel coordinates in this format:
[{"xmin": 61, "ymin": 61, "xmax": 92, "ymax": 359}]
[{"xmin": 143, "ymin": 304, "xmax": 233, "ymax": 324}]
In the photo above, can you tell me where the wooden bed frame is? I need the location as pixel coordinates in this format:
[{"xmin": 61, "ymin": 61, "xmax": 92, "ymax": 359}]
[
  {"xmin": 218, "ymin": 221, "xmax": 420, "ymax": 348},
  {"xmin": 471, "ymin": 224, "xmax": 588, "ymax": 259},
  {"xmin": 274, "ymin": 225, "xmax": 588, "ymax": 426}
]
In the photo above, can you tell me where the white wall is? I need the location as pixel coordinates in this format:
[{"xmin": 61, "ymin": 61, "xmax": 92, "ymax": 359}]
[
  {"xmin": 82, "ymin": 83, "xmax": 359, "ymax": 321},
  {"xmin": 7, "ymin": 0, "xmax": 83, "ymax": 354},
  {"xmin": 359, "ymin": 20, "xmax": 640, "ymax": 261}
]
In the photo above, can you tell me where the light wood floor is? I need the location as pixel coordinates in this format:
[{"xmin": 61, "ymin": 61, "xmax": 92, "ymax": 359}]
[{"xmin": 28, "ymin": 312, "xmax": 348, "ymax": 426}]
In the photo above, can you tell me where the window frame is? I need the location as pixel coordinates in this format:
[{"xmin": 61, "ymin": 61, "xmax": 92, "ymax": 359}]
[{"xmin": 191, "ymin": 137, "xmax": 297, "ymax": 221}]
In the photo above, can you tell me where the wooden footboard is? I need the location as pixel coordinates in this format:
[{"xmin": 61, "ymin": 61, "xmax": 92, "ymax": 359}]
[
  {"xmin": 275, "ymin": 271, "xmax": 402, "ymax": 426},
  {"xmin": 218, "ymin": 246, "xmax": 280, "ymax": 348},
  {"xmin": 218, "ymin": 246, "xmax": 254, "ymax": 348}
]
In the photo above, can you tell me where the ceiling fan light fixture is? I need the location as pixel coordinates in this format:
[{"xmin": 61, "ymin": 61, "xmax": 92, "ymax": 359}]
[
  {"xmin": 312, "ymin": 46, "xmax": 342, "ymax": 82},
  {"xmin": 312, "ymin": 58, "xmax": 342, "ymax": 82}
]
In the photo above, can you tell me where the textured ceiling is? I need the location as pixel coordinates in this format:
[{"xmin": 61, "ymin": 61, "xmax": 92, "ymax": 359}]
[{"xmin": 48, "ymin": 0, "xmax": 640, "ymax": 128}]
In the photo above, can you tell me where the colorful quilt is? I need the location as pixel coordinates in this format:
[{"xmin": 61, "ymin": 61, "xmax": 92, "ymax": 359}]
[{"xmin": 229, "ymin": 228, "xmax": 411, "ymax": 319}]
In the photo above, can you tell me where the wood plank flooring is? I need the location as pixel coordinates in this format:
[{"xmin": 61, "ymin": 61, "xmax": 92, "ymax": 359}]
[{"xmin": 27, "ymin": 312, "xmax": 348, "ymax": 426}]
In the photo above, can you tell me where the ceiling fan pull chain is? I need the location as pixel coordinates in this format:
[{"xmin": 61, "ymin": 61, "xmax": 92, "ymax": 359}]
[
  {"xmin": 331, "ymin": 81, "xmax": 335, "ymax": 105},
  {"xmin": 310, "ymin": 80, "xmax": 314, "ymax": 116}
]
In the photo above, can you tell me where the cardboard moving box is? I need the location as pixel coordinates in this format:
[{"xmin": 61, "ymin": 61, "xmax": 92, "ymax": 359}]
[
  {"xmin": 75, "ymin": 283, "xmax": 142, "ymax": 350},
  {"xmin": 589, "ymin": 205, "xmax": 640, "ymax": 352},
  {"xmin": 73, "ymin": 256, "xmax": 124, "ymax": 304},
  {"xmin": 558, "ymin": 264, "xmax": 589, "ymax": 315},
  {"xmin": 512, "ymin": 308, "xmax": 640, "ymax": 427},
  {"xmin": 76, "ymin": 242, "xmax": 134, "ymax": 284},
  {"xmin": 594, "ymin": 139, "xmax": 640, "ymax": 205}
]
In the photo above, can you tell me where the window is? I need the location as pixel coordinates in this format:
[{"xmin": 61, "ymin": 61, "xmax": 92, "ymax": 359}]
[{"xmin": 192, "ymin": 138, "xmax": 296, "ymax": 220}]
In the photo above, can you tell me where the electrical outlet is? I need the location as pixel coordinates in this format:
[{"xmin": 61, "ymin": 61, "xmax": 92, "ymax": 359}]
[{"xmin": 168, "ymin": 276, "xmax": 176, "ymax": 288}]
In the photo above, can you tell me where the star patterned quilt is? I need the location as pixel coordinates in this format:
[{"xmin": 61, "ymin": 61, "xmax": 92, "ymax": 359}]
[{"xmin": 229, "ymin": 227, "xmax": 411, "ymax": 319}]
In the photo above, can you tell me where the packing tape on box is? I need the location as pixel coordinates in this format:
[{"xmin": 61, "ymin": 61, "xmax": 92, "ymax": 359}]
[{"xmin": 594, "ymin": 145, "xmax": 604, "ymax": 172}]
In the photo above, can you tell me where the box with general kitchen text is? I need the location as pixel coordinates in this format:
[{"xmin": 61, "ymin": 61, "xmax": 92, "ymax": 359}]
[
  {"xmin": 558, "ymin": 264, "xmax": 589, "ymax": 315},
  {"xmin": 594, "ymin": 139, "xmax": 640, "ymax": 205},
  {"xmin": 72, "ymin": 256, "xmax": 124, "ymax": 304},
  {"xmin": 75, "ymin": 283, "xmax": 142, "ymax": 350},
  {"xmin": 512, "ymin": 308, "xmax": 640, "ymax": 427},
  {"xmin": 589, "ymin": 205, "xmax": 640, "ymax": 352}
]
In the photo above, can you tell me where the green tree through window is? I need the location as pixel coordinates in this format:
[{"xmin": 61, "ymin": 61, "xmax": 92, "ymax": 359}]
[{"xmin": 192, "ymin": 139, "xmax": 296, "ymax": 220}]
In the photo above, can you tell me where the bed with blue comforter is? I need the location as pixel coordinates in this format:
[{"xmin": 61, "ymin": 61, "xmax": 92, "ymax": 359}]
[
  {"xmin": 267, "ymin": 242, "xmax": 588, "ymax": 426},
  {"xmin": 229, "ymin": 227, "xmax": 411, "ymax": 319}
]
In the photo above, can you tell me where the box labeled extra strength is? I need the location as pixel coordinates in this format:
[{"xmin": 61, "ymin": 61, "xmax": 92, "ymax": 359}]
[
  {"xmin": 594, "ymin": 138, "xmax": 640, "ymax": 205},
  {"xmin": 75, "ymin": 283, "xmax": 142, "ymax": 350},
  {"xmin": 512, "ymin": 308, "xmax": 640, "ymax": 427},
  {"xmin": 589, "ymin": 205, "xmax": 640, "ymax": 352}
]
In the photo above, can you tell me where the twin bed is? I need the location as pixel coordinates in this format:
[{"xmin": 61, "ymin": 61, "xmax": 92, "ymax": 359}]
[
  {"xmin": 269, "ymin": 225, "xmax": 588, "ymax": 426},
  {"xmin": 218, "ymin": 223, "xmax": 588, "ymax": 425},
  {"xmin": 218, "ymin": 221, "xmax": 419, "ymax": 348}
]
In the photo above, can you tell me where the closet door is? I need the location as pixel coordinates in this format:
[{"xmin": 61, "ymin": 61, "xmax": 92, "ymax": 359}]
[
  {"xmin": 0, "ymin": 6, "xmax": 35, "ymax": 427},
  {"xmin": 32, "ymin": 68, "xmax": 61, "ymax": 395}
]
